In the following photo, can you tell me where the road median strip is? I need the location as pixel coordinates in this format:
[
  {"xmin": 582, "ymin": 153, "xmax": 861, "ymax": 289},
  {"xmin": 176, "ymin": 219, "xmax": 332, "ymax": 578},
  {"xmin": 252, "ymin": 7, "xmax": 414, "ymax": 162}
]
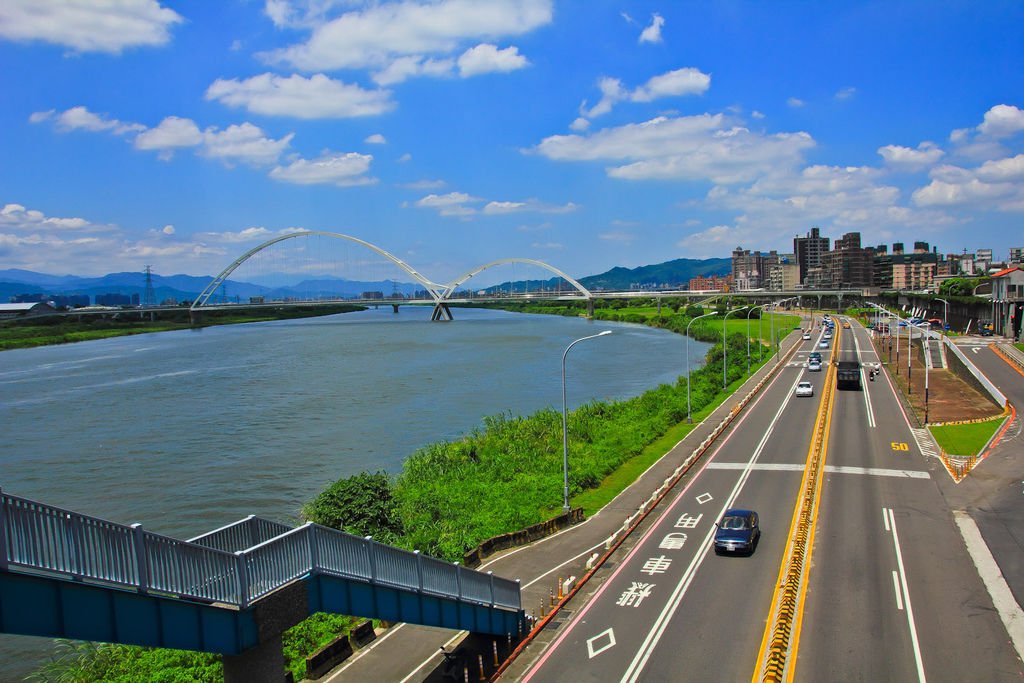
[{"xmin": 752, "ymin": 325, "xmax": 838, "ymax": 683}]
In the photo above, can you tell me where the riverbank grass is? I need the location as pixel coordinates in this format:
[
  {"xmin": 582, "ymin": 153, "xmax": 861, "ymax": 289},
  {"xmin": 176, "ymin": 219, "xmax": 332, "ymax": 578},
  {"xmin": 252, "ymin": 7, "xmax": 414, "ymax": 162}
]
[{"xmin": 929, "ymin": 419, "xmax": 1003, "ymax": 456}]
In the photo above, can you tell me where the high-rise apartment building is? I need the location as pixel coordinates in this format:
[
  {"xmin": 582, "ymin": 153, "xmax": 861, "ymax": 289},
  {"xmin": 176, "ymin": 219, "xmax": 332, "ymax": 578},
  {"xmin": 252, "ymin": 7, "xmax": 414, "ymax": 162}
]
[
  {"xmin": 732, "ymin": 247, "xmax": 783, "ymax": 289},
  {"xmin": 793, "ymin": 227, "xmax": 830, "ymax": 286},
  {"xmin": 874, "ymin": 241, "xmax": 938, "ymax": 291},
  {"xmin": 1010, "ymin": 247, "xmax": 1024, "ymax": 264},
  {"xmin": 825, "ymin": 231, "xmax": 873, "ymax": 288}
]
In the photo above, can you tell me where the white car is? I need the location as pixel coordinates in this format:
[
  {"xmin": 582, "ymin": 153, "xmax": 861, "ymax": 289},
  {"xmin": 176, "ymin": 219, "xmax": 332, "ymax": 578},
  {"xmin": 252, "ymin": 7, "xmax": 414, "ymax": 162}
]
[
  {"xmin": 802, "ymin": 332, "xmax": 811, "ymax": 340},
  {"xmin": 808, "ymin": 360, "xmax": 822, "ymax": 372},
  {"xmin": 796, "ymin": 381, "xmax": 814, "ymax": 397},
  {"xmin": 819, "ymin": 340, "xmax": 829, "ymax": 348}
]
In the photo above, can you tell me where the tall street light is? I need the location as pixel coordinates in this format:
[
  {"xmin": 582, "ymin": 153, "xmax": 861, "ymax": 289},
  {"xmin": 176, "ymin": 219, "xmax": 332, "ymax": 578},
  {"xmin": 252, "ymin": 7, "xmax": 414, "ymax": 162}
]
[
  {"xmin": 917, "ymin": 322, "xmax": 931, "ymax": 422},
  {"xmin": 747, "ymin": 303, "xmax": 771, "ymax": 374},
  {"xmin": 561, "ymin": 330, "xmax": 612, "ymax": 514},
  {"xmin": 906, "ymin": 316, "xmax": 913, "ymax": 393},
  {"xmin": 723, "ymin": 306, "xmax": 748, "ymax": 389},
  {"xmin": 685, "ymin": 311, "xmax": 718, "ymax": 423},
  {"xmin": 936, "ymin": 297, "xmax": 950, "ymax": 338}
]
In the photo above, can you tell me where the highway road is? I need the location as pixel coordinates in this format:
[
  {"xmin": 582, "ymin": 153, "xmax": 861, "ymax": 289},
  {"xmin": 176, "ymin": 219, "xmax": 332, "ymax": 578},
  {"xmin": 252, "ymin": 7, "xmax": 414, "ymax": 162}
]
[{"xmin": 517, "ymin": 319, "xmax": 1024, "ymax": 682}]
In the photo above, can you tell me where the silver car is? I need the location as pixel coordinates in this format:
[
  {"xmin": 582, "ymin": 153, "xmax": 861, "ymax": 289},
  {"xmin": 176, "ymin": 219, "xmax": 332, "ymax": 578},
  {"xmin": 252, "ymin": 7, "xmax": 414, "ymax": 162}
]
[{"xmin": 796, "ymin": 381, "xmax": 814, "ymax": 397}]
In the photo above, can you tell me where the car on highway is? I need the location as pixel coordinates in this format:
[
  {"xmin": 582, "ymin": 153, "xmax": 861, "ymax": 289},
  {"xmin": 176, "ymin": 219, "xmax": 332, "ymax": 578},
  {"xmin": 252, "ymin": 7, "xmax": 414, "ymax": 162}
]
[
  {"xmin": 809, "ymin": 351, "xmax": 821, "ymax": 362},
  {"xmin": 802, "ymin": 332, "xmax": 811, "ymax": 340},
  {"xmin": 796, "ymin": 381, "xmax": 814, "ymax": 397},
  {"xmin": 807, "ymin": 360, "xmax": 822, "ymax": 372},
  {"xmin": 819, "ymin": 339, "xmax": 829, "ymax": 348},
  {"xmin": 842, "ymin": 321, "xmax": 851, "ymax": 329},
  {"xmin": 714, "ymin": 509, "xmax": 760, "ymax": 555}
]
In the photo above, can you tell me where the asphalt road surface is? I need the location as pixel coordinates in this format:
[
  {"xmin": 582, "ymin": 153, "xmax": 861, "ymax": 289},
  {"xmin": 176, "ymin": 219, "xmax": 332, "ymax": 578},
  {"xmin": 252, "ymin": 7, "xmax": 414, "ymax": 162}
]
[{"xmin": 519, "ymin": 320, "xmax": 1024, "ymax": 682}]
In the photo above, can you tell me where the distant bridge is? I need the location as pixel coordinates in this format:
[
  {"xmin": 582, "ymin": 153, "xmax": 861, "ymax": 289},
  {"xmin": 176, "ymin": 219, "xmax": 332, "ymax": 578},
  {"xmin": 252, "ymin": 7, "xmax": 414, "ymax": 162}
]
[
  {"xmin": 188, "ymin": 231, "xmax": 871, "ymax": 321},
  {"xmin": 0, "ymin": 488, "xmax": 523, "ymax": 682}
]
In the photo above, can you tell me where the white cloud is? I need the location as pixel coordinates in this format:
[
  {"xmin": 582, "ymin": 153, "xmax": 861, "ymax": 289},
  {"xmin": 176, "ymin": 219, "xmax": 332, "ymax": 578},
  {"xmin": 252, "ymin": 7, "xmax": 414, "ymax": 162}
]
[
  {"xmin": 877, "ymin": 141, "xmax": 944, "ymax": 171},
  {"xmin": 457, "ymin": 43, "xmax": 528, "ymax": 77},
  {"xmin": 977, "ymin": 104, "xmax": 1024, "ymax": 138},
  {"xmin": 481, "ymin": 199, "xmax": 578, "ymax": 215},
  {"xmin": 50, "ymin": 106, "xmax": 143, "ymax": 135},
  {"xmin": 397, "ymin": 153, "xmax": 413, "ymax": 163},
  {"xmin": 599, "ymin": 231, "xmax": 635, "ymax": 244},
  {"xmin": 751, "ymin": 110, "xmax": 765, "ymax": 120},
  {"xmin": 411, "ymin": 191, "xmax": 573, "ymax": 218},
  {"xmin": 912, "ymin": 155, "xmax": 1024, "ymax": 211},
  {"xmin": 534, "ymin": 114, "xmax": 814, "ymax": 185},
  {"xmin": 364, "ymin": 133, "xmax": 387, "ymax": 144},
  {"xmin": 206, "ymin": 73, "xmax": 394, "ymax": 119},
  {"xmin": 0, "ymin": 0, "xmax": 183, "ymax": 54},
  {"xmin": 372, "ymin": 55, "xmax": 454, "ymax": 85},
  {"xmin": 581, "ymin": 68, "xmax": 710, "ymax": 120},
  {"xmin": 263, "ymin": 0, "xmax": 552, "ymax": 73},
  {"xmin": 201, "ymin": 123, "xmax": 294, "ymax": 167},
  {"xmin": 162, "ymin": 224, "xmax": 175, "ymax": 235},
  {"xmin": 0, "ymin": 203, "xmax": 113, "ymax": 232},
  {"xmin": 530, "ymin": 241, "xmax": 562, "ymax": 250},
  {"xmin": 134, "ymin": 116, "xmax": 203, "ymax": 157},
  {"xmin": 269, "ymin": 151, "xmax": 376, "ymax": 186},
  {"xmin": 570, "ymin": 117, "xmax": 590, "ymax": 132},
  {"xmin": 787, "ymin": 97, "xmax": 805, "ymax": 108},
  {"xmin": 834, "ymin": 86, "xmax": 857, "ymax": 101},
  {"xmin": 402, "ymin": 179, "xmax": 446, "ymax": 190},
  {"xmin": 197, "ymin": 227, "xmax": 274, "ymax": 243},
  {"xmin": 638, "ymin": 13, "xmax": 664, "ymax": 44}
]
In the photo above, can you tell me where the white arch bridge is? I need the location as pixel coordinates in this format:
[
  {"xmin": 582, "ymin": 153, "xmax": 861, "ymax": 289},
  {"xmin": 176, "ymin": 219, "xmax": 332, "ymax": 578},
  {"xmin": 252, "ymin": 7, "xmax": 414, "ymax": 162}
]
[{"xmin": 191, "ymin": 230, "xmax": 594, "ymax": 321}]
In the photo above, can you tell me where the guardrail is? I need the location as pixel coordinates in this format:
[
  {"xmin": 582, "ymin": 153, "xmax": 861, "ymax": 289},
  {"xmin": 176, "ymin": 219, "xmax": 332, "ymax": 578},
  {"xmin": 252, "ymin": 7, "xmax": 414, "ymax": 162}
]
[
  {"xmin": 943, "ymin": 336, "xmax": 1007, "ymax": 406},
  {"xmin": 0, "ymin": 489, "xmax": 521, "ymax": 612}
]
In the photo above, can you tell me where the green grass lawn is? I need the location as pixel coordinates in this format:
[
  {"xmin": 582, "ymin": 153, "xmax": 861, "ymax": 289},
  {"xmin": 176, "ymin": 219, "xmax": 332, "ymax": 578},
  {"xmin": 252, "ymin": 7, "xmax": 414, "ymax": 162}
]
[
  {"xmin": 1016, "ymin": 342, "xmax": 1024, "ymax": 353},
  {"xmin": 929, "ymin": 419, "xmax": 1004, "ymax": 456}
]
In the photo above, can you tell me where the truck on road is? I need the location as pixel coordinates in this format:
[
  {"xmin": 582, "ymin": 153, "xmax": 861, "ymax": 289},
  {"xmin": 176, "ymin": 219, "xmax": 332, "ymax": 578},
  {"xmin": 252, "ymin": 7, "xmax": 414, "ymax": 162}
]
[{"xmin": 836, "ymin": 354, "xmax": 862, "ymax": 390}]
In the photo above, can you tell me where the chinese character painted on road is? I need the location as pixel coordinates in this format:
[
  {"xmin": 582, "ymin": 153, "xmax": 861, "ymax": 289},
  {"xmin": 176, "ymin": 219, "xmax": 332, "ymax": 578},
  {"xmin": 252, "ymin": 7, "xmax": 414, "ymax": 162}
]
[
  {"xmin": 675, "ymin": 512, "xmax": 703, "ymax": 529},
  {"xmin": 659, "ymin": 533, "xmax": 688, "ymax": 550},
  {"xmin": 616, "ymin": 582, "xmax": 656, "ymax": 607},
  {"xmin": 641, "ymin": 555, "xmax": 673, "ymax": 575}
]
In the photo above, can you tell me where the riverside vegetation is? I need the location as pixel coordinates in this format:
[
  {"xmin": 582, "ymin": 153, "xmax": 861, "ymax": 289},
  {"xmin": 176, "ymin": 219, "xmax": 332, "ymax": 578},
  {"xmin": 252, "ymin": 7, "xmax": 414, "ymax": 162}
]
[{"xmin": 30, "ymin": 298, "xmax": 799, "ymax": 681}]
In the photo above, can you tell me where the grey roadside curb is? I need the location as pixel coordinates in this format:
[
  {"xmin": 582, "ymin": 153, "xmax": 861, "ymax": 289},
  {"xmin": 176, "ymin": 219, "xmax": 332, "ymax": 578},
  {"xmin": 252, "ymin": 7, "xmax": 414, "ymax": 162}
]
[{"xmin": 324, "ymin": 322, "xmax": 807, "ymax": 682}]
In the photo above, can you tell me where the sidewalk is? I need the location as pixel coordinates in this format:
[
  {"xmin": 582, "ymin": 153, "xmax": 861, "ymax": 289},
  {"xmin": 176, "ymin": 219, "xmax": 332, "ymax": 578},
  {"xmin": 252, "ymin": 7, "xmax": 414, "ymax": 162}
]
[{"xmin": 323, "ymin": 324, "xmax": 807, "ymax": 682}]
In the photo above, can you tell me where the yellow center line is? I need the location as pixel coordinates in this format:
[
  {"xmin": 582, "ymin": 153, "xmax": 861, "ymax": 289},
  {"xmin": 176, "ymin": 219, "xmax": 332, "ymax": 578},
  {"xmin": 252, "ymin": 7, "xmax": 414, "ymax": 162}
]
[{"xmin": 751, "ymin": 323, "xmax": 839, "ymax": 682}]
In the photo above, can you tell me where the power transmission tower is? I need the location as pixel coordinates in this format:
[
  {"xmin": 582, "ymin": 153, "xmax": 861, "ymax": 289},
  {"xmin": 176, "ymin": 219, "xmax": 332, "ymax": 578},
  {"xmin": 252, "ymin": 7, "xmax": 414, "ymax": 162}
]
[{"xmin": 143, "ymin": 265, "xmax": 156, "ymax": 307}]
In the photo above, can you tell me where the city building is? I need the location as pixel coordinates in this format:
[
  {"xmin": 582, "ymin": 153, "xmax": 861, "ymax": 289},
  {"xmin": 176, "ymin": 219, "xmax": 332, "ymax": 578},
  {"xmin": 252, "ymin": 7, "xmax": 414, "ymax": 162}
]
[
  {"xmin": 825, "ymin": 232, "xmax": 873, "ymax": 288},
  {"xmin": 793, "ymin": 227, "xmax": 830, "ymax": 286},
  {"xmin": 1010, "ymin": 247, "xmax": 1024, "ymax": 264},
  {"xmin": 688, "ymin": 274, "xmax": 732, "ymax": 291},
  {"xmin": 874, "ymin": 241, "xmax": 938, "ymax": 291},
  {"xmin": 990, "ymin": 266, "xmax": 1024, "ymax": 340},
  {"xmin": 731, "ymin": 247, "xmax": 783, "ymax": 289},
  {"xmin": 768, "ymin": 263, "xmax": 800, "ymax": 291},
  {"xmin": 976, "ymin": 248, "xmax": 993, "ymax": 273}
]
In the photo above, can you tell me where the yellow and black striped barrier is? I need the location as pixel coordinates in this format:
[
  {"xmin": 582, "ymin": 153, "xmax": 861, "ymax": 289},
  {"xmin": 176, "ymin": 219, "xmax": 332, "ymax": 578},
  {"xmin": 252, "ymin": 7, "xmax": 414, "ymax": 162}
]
[{"xmin": 753, "ymin": 325, "xmax": 839, "ymax": 682}]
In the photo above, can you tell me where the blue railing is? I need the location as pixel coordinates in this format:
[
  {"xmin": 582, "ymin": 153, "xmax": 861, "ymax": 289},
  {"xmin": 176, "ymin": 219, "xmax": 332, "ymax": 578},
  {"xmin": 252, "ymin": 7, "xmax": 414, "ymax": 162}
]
[{"xmin": 0, "ymin": 489, "xmax": 521, "ymax": 611}]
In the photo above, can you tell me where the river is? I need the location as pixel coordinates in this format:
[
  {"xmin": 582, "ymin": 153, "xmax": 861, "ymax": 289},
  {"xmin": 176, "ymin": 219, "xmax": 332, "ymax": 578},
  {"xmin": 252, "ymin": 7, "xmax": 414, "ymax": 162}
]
[{"xmin": 0, "ymin": 306, "xmax": 709, "ymax": 679}]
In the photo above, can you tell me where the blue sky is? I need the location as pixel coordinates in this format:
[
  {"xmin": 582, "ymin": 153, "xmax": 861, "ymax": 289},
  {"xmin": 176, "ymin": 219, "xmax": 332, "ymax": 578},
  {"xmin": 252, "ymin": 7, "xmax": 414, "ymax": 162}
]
[{"xmin": 1, "ymin": 0, "xmax": 1022, "ymax": 283}]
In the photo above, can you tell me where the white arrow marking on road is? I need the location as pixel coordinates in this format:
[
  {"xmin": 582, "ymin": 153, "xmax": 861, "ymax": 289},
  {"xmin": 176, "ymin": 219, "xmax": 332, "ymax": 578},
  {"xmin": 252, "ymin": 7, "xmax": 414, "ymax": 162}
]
[{"xmin": 587, "ymin": 628, "xmax": 616, "ymax": 659}]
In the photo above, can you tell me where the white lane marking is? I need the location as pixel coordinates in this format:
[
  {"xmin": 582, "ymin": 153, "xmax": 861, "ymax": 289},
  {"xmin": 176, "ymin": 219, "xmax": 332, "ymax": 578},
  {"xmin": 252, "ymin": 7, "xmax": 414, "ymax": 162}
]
[
  {"xmin": 394, "ymin": 632, "xmax": 465, "ymax": 683},
  {"xmin": 705, "ymin": 462, "xmax": 930, "ymax": 479},
  {"xmin": 887, "ymin": 507, "xmax": 927, "ymax": 683},
  {"xmin": 618, "ymin": 371, "xmax": 806, "ymax": 683},
  {"xmin": 893, "ymin": 571, "xmax": 904, "ymax": 610},
  {"xmin": 882, "ymin": 507, "xmax": 891, "ymax": 532},
  {"xmin": 953, "ymin": 510, "xmax": 1024, "ymax": 661},
  {"xmin": 909, "ymin": 427, "xmax": 940, "ymax": 459},
  {"xmin": 695, "ymin": 492, "xmax": 713, "ymax": 504},
  {"xmin": 587, "ymin": 628, "xmax": 617, "ymax": 658},
  {"xmin": 851, "ymin": 328, "xmax": 877, "ymax": 428}
]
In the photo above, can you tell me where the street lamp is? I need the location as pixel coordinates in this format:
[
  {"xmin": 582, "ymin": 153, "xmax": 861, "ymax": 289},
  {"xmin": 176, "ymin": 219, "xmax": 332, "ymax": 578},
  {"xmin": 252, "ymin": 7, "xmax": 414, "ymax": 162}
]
[
  {"xmin": 685, "ymin": 311, "xmax": 718, "ymax": 423},
  {"xmin": 906, "ymin": 316, "xmax": 913, "ymax": 393},
  {"xmin": 723, "ymin": 306, "xmax": 748, "ymax": 389},
  {"xmin": 747, "ymin": 303, "xmax": 771, "ymax": 374},
  {"xmin": 561, "ymin": 330, "xmax": 612, "ymax": 514},
  {"xmin": 917, "ymin": 322, "xmax": 931, "ymax": 422},
  {"xmin": 936, "ymin": 297, "xmax": 949, "ymax": 338}
]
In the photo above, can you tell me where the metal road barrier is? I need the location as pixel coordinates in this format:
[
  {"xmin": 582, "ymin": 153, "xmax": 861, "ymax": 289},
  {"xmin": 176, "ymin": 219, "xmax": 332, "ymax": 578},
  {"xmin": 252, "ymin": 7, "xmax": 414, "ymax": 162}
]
[
  {"xmin": 0, "ymin": 489, "xmax": 521, "ymax": 612},
  {"xmin": 754, "ymin": 324, "xmax": 839, "ymax": 682}
]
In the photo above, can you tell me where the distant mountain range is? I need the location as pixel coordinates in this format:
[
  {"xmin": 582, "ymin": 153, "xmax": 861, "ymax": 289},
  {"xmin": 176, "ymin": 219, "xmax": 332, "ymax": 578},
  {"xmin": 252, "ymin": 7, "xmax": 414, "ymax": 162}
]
[{"xmin": 0, "ymin": 257, "xmax": 731, "ymax": 304}]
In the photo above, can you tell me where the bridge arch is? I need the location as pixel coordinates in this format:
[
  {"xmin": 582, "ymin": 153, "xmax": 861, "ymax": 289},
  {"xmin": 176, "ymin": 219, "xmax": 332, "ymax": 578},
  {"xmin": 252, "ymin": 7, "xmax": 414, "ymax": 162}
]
[
  {"xmin": 191, "ymin": 231, "xmax": 443, "ymax": 309},
  {"xmin": 441, "ymin": 258, "xmax": 592, "ymax": 300}
]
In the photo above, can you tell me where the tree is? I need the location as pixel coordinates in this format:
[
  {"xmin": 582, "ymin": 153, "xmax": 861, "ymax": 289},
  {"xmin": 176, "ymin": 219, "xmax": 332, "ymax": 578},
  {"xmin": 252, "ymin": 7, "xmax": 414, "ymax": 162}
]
[{"xmin": 302, "ymin": 471, "xmax": 404, "ymax": 544}]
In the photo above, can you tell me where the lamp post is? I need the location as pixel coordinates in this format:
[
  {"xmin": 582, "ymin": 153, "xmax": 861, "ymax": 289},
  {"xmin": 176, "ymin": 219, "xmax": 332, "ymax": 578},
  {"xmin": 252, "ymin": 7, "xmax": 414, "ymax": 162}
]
[
  {"xmin": 685, "ymin": 311, "xmax": 718, "ymax": 423},
  {"xmin": 723, "ymin": 306, "xmax": 747, "ymax": 389},
  {"xmin": 894, "ymin": 313, "xmax": 901, "ymax": 375},
  {"xmin": 917, "ymin": 322, "xmax": 931, "ymax": 422},
  {"xmin": 561, "ymin": 330, "xmax": 612, "ymax": 514},
  {"xmin": 747, "ymin": 303, "xmax": 771, "ymax": 374},
  {"xmin": 936, "ymin": 297, "xmax": 949, "ymax": 338}
]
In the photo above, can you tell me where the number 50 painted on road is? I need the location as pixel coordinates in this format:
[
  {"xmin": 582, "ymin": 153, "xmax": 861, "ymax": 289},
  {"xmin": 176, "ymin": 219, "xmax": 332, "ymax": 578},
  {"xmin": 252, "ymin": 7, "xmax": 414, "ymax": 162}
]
[{"xmin": 891, "ymin": 442, "xmax": 909, "ymax": 452}]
